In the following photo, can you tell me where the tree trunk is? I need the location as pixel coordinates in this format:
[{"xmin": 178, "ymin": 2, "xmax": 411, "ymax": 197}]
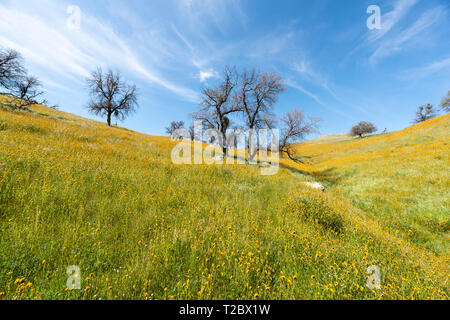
[
  {"xmin": 107, "ymin": 112, "xmax": 112, "ymax": 126},
  {"xmin": 222, "ymin": 132, "xmax": 227, "ymax": 156},
  {"xmin": 247, "ymin": 127, "xmax": 258, "ymax": 161}
]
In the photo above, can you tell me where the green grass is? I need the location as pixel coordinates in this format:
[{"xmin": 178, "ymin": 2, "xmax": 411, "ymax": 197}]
[
  {"xmin": 285, "ymin": 114, "xmax": 450, "ymax": 255},
  {"xmin": 0, "ymin": 101, "xmax": 448, "ymax": 300}
]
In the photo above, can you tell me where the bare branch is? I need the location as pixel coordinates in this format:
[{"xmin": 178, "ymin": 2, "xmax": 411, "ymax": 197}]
[
  {"xmin": 191, "ymin": 66, "xmax": 238, "ymax": 154},
  {"xmin": 234, "ymin": 69, "xmax": 284, "ymax": 130},
  {"xmin": 166, "ymin": 121, "xmax": 185, "ymax": 138},
  {"xmin": 279, "ymin": 109, "xmax": 321, "ymax": 163},
  {"xmin": 233, "ymin": 69, "xmax": 285, "ymax": 160},
  {"xmin": 0, "ymin": 48, "xmax": 26, "ymax": 91},
  {"xmin": 413, "ymin": 104, "xmax": 437, "ymax": 124},
  {"xmin": 7, "ymin": 75, "xmax": 46, "ymax": 108}
]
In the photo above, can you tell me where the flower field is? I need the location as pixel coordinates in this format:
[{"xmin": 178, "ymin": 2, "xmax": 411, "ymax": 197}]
[
  {"xmin": 281, "ymin": 113, "xmax": 449, "ymax": 256},
  {"xmin": 0, "ymin": 99, "xmax": 448, "ymax": 300}
]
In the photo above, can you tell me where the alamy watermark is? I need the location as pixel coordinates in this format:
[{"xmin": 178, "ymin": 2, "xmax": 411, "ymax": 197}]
[
  {"xmin": 67, "ymin": 265, "xmax": 81, "ymax": 290},
  {"xmin": 170, "ymin": 121, "xmax": 280, "ymax": 175},
  {"xmin": 367, "ymin": 5, "xmax": 381, "ymax": 30},
  {"xmin": 366, "ymin": 265, "xmax": 382, "ymax": 290},
  {"xmin": 67, "ymin": 5, "xmax": 81, "ymax": 31}
]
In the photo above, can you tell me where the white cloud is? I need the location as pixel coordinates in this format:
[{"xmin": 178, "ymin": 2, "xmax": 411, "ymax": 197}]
[
  {"xmin": 369, "ymin": 6, "xmax": 445, "ymax": 64},
  {"xmin": 347, "ymin": 0, "xmax": 421, "ymax": 60},
  {"xmin": 0, "ymin": 0, "xmax": 198, "ymax": 102},
  {"xmin": 199, "ymin": 70, "xmax": 218, "ymax": 82}
]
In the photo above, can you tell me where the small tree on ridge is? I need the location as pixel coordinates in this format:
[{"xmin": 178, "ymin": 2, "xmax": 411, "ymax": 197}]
[
  {"xmin": 86, "ymin": 68, "xmax": 138, "ymax": 126},
  {"xmin": 350, "ymin": 121, "xmax": 377, "ymax": 137},
  {"xmin": 166, "ymin": 121, "xmax": 185, "ymax": 139},
  {"xmin": 413, "ymin": 104, "xmax": 437, "ymax": 124}
]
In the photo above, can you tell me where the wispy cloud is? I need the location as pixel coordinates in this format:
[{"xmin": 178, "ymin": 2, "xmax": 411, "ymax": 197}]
[
  {"xmin": 178, "ymin": 0, "xmax": 246, "ymax": 35},
  {"xmin": 369, "ymin": 6, "xmax": 445, "ymax": 64},
  {"xmin": 0, "ymin": 0, "xmax": 198, "ymax": 101},
  {"xmin": 291, "ymin": 58, "xmax": 373, "ymax": 116},
  {"xmin": 171, "ymin": 24, "xmax": 210, "ymax": 70},
  {"xmin": 367, "ymin": 0, "xmax": 419, "ymax": 43},
  {"xmin": 286, "ymin": 79, "xmax": 357, "ymax": 120},
  {"xmin": 346, "ymin": 0, "xmax": 419, "ymax": 59},
  {"xmin": 244, "ymin": 28, "xmax": 295, "ymax": 60},
  {"xmin": 286, "ymin": 80, "xmax": 324, "ymax": 105},
  {"xmin": 398, "ymin": 56, "xmax": 450, "ymax": 80},
  {"xmin": 292, "ymin": 60, "xmax": 333, "ymax": 95}
]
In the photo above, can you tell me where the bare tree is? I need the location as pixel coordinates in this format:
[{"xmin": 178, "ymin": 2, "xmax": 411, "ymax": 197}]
[
  {"xmin": 0, "ymin": 48, "xmax": 26, "ymax": 91},
  {"xmin": 188, "ymin": 124, "xmax": 205, "ymax": 141},
  {"xmin": 350, "ymin": 121, "xmax": 377, "ymax": 137},
  {"xmin": 234, "ymin": 69, "xmax": 285, "ymax": 160},
  {"xmin": 10, "ymin": 75, "xmax": 46, "ymax": 108},
  {"xmin": 0, "ymin": 48, "xmax": 47, "ymax": 109},
  {"xmin": 279, "ymin": 109, "xmax": 321, "ymax": 163},
  {"xmin": 188, "ymin": 125, "xmax": 195, "ymax": 141},
  {"xmin": 440, "ymin": 91, "xmax": 449, "ymax": 113},
  {"xmin": 166, "ymin": 121, "xmax": 185, "ymax": 139},
  {"xmin": 86, "ymin": 68, "xmax": 138, "ymax": 126},
  {"xmin": 192, "ymin": 67, "xmax": 238, "ymax": 155},
  {"xmin": 413, "ymin": 104, "xmax": 437, "ymax": 123}
]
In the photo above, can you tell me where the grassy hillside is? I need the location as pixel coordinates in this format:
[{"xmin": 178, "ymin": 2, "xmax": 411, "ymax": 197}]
[
  {"xmin": 281, "ymin": 114, "xmax": 449, "ymax": 256},
  {"xmin": 0, "ymin": 100, "xmax": 448, "ymax": 300}
]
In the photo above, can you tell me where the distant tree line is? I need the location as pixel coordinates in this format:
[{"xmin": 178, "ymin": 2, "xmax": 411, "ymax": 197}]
[{"xmin": 348, "ymin": 90, "xmax": 449, "ymax": 138}]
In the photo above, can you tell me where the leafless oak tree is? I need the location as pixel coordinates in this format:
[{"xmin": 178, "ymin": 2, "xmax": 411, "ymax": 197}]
[
  {"xmin": 413, "ymin": 104, "xmax": 437, "ymax": 123},
  {"xmin": 166, "ymin": 121, "xmax": 185, "ymax": 139},
  {"xmin": 279, "ymin": 109, "xmax": 321, "ymax": 163},
  {"xmin": 0, "ymin": 48, "xmax": 46, "ymax": 109},
  {"xmin": 10, "ymin": 75, "xmax": 46, "ymax": 108},
  {"xmin": 192, "ymin": 67, "xmax": 239, "ymax": 155},
  {"xmin": 234, "ymin": 69, "xmax": 285, "ymax": 160},
  {"xmin": 87, "ymin": 68, "xmax": 138, "ymax": 126},
  {"xmin": 0, "ymin": 48, "xmax": 26, "ymax": 91}
]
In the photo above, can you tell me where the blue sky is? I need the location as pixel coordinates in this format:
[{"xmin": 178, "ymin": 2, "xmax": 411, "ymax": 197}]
[{"xmin": 0, "ymin": 0, "xmax": 449, "ymax": 137}]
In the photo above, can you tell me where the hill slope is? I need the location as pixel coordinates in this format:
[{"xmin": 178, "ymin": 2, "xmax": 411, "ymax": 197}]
[
  {"xmin": 281, "ymin": 114, "xmax": 449, "ymax": 255},
  {"xmin": 0, "ymin": 102, "xmax": 448, "ymax": 300}
]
